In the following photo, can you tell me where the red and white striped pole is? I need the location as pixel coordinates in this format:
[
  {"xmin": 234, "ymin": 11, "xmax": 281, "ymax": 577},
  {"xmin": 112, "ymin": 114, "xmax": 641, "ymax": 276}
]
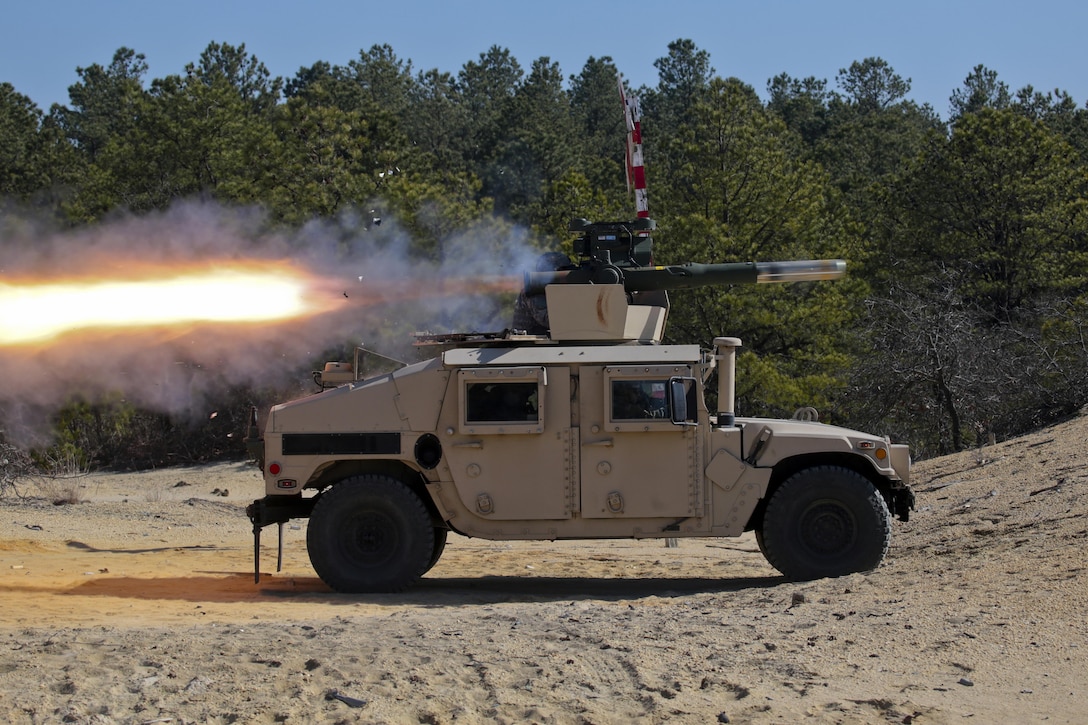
[{"xmin": 618, "ymin": 75, "xmax": 649, "ymax": 219}]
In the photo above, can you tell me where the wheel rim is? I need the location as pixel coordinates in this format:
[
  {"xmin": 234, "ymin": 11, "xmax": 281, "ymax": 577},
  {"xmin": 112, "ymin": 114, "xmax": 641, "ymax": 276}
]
[
  {"xmin": 347, "ymin": 511, "xmax": 400, "ymax": 566},
  {"xmin": 799, "ymin": 500, "xmax": 857, "ymax": 556}
]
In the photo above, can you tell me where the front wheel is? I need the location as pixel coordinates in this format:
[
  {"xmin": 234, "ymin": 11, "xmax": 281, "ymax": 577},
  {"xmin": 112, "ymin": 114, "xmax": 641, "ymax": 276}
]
[
  {"xmin": 307, "ymin": 475, "xmax": 435, "ymax": 593},
  {"xmin": 758, "ymin": 466, "xmax": 891, "ymax": 580}
]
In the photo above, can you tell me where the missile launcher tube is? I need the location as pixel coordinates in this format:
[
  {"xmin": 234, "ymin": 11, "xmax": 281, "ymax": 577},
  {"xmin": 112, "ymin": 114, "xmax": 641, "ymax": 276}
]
[{"xmin": 524, "ymin": 259, "xmax": 846, "ymax": 295}]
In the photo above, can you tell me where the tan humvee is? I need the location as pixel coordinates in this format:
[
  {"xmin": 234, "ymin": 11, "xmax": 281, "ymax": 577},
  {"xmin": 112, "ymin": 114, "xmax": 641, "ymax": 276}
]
[{"xmin": 246, "ymin": 220, "xmax": 913, "ymax": 593}]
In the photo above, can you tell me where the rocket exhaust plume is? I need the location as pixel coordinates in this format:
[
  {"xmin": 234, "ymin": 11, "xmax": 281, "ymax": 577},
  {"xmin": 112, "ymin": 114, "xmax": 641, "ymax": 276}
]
[
  {"xmin": 0, "ymin": 201, "xmax": 535, "ymax": 445},
  {"xmin": 0, "ymin": 261, "xmax": 344, "ymax": 347},
  {"xmin": 0, "ymin": 267, "xmax": 525, "ymax": 348},
  {"xmin": 338, "ymin": 275, "xmax": 522, "ymax": 308}
]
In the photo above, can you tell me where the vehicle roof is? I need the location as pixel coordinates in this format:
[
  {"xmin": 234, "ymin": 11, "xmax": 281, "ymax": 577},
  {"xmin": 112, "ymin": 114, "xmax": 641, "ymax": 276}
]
[{"xmin": 443, "ymin": 344, "xmax": 702, "ymax": 367}]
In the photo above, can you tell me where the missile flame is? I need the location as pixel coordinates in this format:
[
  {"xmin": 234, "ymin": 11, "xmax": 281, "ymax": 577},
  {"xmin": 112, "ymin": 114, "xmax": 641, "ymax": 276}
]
[
  {"xmin": 0, "ymin": 261, "xmax": 341, "ymax": 347},
  {"xmin": 0, "ymin": 261, "xmax": 525, "ymax": 348}
]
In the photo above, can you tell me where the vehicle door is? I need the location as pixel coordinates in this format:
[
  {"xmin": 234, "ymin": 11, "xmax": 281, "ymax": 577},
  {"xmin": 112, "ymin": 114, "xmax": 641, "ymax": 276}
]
[
  {"xmin": 579, "ymin": 364, "xmax": 700, "ymax": 518},
  {"xmin": 442, "ymin": 366, "xmax": 574, "ymax": 519}
]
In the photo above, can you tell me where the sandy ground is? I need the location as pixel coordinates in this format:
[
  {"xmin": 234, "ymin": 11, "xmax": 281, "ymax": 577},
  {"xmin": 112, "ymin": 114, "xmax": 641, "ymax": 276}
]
[{"xmin": 2, "ymin": 416, "xmax": 1088, "ymax": 725}]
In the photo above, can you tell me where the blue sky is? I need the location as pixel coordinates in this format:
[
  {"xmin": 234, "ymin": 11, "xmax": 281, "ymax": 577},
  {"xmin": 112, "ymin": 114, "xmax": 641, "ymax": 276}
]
[{"xmin": 3, "ymin": 0, "xmax": 1086, "ymax": 119}]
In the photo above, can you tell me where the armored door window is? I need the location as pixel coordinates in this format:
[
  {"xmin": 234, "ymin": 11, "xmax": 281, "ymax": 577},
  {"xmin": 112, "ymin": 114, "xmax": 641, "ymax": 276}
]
[
  {"xmin": 611, "ymin": 379, "xmax": 670, "ymax": 420},
  {"xmin": 603, "ymin": 364, "xmax": 693, "ymax": 432},
  {"xmin": 458, "ymin": 367, "xmax": 545, "ymax": 434},
  {"xmin": 466, "ymin": 382, "xmax": 539, "ymax": 422}
]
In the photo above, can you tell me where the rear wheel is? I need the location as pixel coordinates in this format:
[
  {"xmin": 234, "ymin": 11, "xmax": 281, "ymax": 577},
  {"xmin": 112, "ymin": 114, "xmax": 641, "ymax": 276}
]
[
  {"xmin": 426, "ymin": 527, "xmax": 448, "ymax": 573},
  {"xmin": 759, "ymin": 466, "xmax": 891, "ymax": 580},
  {"xmin": 307, "ymin": 475, "xmax": 435, "ymax": 593},
  {"xmin": 754, "ymin": 528, "xmax": 768, "ymax": 559}
]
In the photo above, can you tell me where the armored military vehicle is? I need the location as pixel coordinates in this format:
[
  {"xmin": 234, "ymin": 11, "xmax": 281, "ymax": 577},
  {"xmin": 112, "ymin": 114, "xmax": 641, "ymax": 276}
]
[{"xmin": 246, "ymin": 218, "xmax": 913, "ymax": 592}]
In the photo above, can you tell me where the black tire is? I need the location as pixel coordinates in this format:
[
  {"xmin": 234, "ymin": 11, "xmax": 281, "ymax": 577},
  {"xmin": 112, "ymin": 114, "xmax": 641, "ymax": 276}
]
[
  {"xmin": 426, "ymin": 527, "xmax": 448, "ymax": 573},
  {"xmin": 754, "ymin": 528, "xmax": 769, "ymax": 559},
  {"xmin": 758, "ymin": 466, "xmax": 891, "ymax": 580},
  {"xmin": 306, "ymin": 475, "xmax": 435, "ymax": 593}
]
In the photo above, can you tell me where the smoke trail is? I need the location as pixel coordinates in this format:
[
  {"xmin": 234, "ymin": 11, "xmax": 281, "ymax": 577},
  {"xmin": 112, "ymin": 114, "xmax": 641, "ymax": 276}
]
[{"xmin": 0, "ymin": 200, "xmax": 545, "ymax": 446}]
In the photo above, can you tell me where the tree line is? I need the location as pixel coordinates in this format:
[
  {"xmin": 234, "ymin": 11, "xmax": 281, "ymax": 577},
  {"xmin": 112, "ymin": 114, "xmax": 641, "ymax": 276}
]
[{"xmin": 4, "ymin": 38, "xmax": 1088, "ymax": 466}]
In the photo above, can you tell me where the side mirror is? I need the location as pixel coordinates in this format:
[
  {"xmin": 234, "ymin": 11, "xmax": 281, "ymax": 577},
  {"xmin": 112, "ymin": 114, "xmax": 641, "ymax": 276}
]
[{"xmin": 668, "ymin": 376, "xmax": 698, "ymax": 426}]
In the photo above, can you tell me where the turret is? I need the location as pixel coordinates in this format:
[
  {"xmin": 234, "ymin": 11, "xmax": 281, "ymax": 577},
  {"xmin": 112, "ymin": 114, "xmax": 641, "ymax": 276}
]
[{"xmin": 516, "ymin": 218, "xmax": 846, "ymax": 343}]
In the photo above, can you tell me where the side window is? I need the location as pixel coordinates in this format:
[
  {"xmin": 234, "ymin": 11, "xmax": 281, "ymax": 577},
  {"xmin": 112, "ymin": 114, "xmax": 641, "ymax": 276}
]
[
  {"xmin": 466, "ymin": 381, "xmax": 539, "ymax": 423},
  {"xmin": 457, "ymin": 366, "xmax": 546, "ymax": 434},
  {"xmin": 611, "ymin": 379, "xmax": 670, "ymax": 420},
  {"xmin": 603, "ymin": 364, "xmax": 694, "ymax": 431}
]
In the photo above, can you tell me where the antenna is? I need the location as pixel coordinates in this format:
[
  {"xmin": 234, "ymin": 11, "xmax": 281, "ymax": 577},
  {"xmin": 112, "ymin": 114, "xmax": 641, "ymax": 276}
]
[{"xmin": 618, "ymin": 74, "xmax": 649, "ymax": 219}]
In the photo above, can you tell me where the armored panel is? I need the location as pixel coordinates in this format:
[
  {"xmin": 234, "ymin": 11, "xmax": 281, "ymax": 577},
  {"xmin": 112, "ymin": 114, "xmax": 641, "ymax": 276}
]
[{"xmin": 281, "ymin": 432, "xmax": 400, "ymax": 456}]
